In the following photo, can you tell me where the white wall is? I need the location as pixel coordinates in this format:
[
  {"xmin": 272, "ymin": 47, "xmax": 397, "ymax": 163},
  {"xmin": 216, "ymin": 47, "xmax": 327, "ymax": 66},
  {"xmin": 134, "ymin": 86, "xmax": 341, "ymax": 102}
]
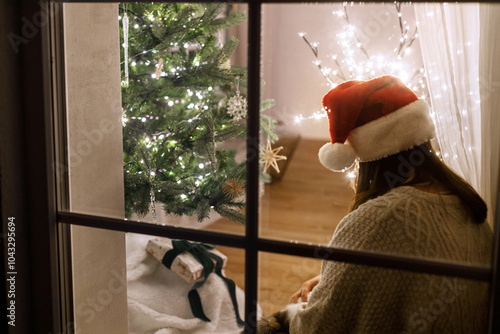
[{"xmin": 64, "ymin": 3, "xmax": 129, "ymax": 333}]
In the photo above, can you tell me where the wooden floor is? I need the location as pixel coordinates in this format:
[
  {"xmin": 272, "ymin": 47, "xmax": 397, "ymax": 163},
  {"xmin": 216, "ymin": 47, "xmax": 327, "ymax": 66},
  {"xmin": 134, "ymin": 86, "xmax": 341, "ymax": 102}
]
[{"xmin": 205, "ymin": 139, "xmax": 353, "ymax": 316}]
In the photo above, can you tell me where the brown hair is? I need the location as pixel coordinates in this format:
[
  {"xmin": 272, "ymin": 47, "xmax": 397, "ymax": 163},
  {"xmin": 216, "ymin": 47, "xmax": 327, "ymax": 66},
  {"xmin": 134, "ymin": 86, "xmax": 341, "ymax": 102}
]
[{"xmin": 350, "ymin": 141, "xmax": 487, "ymax": 223}]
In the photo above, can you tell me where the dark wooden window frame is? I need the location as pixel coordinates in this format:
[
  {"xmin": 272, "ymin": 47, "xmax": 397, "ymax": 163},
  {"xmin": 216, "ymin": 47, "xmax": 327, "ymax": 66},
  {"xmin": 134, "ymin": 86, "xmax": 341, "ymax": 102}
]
[{"xmin": 18, "ymin": 0, "xmax": 500, "ymax": 333}]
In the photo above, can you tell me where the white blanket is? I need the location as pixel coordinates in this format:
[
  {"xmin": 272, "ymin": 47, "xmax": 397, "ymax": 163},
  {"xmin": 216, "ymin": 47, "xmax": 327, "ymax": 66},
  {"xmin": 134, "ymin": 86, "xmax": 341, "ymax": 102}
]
[{"xmin": 126, "ymin": 233, "xmax": 253, "ymax": 334}]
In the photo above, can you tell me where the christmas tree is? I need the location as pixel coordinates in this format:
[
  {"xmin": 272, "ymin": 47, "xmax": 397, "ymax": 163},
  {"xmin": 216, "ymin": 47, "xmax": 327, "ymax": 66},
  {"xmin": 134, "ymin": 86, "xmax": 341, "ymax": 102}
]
[{"xmin": 119, "ymin": 3, "xmax": 277, "ymax": 224}]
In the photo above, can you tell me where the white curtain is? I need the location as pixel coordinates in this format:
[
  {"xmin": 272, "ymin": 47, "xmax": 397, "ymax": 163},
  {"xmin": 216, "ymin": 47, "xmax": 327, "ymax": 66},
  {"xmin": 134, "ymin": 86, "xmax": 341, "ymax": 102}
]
[
  {"xmin": 414, "ymin": 3, "xmax": 500, "ymax": 227},
  {"xmin": 479, "ymin": 4, "xmax": 500, "ymax": 228}
]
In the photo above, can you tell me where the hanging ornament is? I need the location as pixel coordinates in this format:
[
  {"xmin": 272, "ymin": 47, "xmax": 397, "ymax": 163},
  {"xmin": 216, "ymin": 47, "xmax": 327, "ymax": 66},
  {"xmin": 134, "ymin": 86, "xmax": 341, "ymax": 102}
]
[
  {"xmin": 150, "ymin": 188, "xmax": 157, "ymax": 224},
  {"xmin": 155, "ymin": 57, "xmax": 164, "ymax": 79},
  {"xmin": 227, "ymin": 78, "xmax": 247, "ymax": 121},
  {"xmin": 222, "ymin": 178, "xmax": 245, "ymax": 199},
  {"xmin": 259, "ymin": 139, "xmax": 287, "ymax": 174},
  {"xmin": 123, "ymin": 9, "xmax": 130, "ymax": 87}
]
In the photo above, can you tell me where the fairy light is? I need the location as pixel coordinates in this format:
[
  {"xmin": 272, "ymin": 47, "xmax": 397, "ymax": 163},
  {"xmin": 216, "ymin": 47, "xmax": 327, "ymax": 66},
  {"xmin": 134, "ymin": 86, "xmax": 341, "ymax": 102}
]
[{"xmin": 295, "ymin": 110, "xmax": 327, "ymax": 123}]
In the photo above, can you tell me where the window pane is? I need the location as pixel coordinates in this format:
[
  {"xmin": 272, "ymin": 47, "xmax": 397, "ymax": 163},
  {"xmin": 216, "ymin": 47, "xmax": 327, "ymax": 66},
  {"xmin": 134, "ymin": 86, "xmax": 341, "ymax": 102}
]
[
  {"xmin": 62, "ymin": 2, "xmax": 248, "ymax": 237},
  {"xmin": 63, "ymin": 4, "xmax": 249, "ymax": 331},
  {"xmin": 259, "ymin": 2, "xmax": 498, "ymax": 266},
  {"xmin": 258, "ymin": 251, "xmax": 491, "ymax": 333},
  {"xmin": 70, "ymin": 225, "xmax": 246, "ymax": 333}
]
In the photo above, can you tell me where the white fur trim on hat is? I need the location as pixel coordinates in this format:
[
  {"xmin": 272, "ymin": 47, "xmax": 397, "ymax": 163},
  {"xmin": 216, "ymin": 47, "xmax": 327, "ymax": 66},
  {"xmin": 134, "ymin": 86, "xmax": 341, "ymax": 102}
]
[
  {"xmin": 348, "ymin": 99, "xmax": 435, "ymax": 162},
  {"xmin": 318, "ymin": 142, "xmax": 357, "ymax": 172}
]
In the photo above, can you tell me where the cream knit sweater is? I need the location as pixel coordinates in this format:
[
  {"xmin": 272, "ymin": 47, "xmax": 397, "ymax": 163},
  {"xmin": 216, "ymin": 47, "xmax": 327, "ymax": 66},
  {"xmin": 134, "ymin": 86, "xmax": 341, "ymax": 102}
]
[{"xmin": 290, "ymin": 186, "xmax": 492, "ymax": 334}]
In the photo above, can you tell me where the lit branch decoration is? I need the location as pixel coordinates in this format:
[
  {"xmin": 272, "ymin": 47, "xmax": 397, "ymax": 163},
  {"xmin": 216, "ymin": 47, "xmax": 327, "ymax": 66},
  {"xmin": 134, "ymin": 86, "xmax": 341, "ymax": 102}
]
[
  {"xmin": 298, "ymin": 2, "xmax": 428, "ymax": 112},
  {"xmin": 395, "ymin": 2, "xmax": 419, "ymax": 59}
]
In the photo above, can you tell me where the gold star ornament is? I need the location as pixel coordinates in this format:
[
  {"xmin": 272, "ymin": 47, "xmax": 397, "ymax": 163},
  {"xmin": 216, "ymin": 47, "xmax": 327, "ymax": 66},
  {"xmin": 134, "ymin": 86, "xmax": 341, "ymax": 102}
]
[
  {"xmin": 259, "ymin": 140, "xmax": 287, "ymax": 174},
  {"xmin": 223, "ymin": 178, "xmax": 245, "ymax": 199}
]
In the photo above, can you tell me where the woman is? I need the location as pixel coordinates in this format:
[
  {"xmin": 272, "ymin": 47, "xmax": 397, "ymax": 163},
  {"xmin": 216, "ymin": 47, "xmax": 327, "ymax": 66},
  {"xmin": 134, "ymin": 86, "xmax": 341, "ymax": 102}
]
[{"xmin": 286, "ymin": 76, "xmax": 493, "ymax": 333}]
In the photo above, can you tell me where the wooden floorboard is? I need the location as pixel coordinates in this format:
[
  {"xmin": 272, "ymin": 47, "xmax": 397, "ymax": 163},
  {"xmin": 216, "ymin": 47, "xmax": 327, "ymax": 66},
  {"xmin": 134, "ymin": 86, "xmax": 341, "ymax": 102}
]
[{"xmin": 205, "ymin": 139, "xmax": 353, "ymax": 316}]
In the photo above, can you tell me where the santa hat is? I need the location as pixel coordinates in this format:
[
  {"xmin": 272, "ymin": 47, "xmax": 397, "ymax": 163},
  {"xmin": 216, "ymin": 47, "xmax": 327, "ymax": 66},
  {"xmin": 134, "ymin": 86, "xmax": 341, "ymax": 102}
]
[{"xmin": 318, "ymin": 75, "xmax": 435, "ymax": 172}]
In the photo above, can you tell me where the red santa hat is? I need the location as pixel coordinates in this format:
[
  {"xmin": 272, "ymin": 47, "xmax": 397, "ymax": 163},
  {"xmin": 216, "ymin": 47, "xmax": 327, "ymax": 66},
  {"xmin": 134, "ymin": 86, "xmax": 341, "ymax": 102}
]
[{"xmin": 318, "ymin": 75, "xmax": 435, "ymax": 172}]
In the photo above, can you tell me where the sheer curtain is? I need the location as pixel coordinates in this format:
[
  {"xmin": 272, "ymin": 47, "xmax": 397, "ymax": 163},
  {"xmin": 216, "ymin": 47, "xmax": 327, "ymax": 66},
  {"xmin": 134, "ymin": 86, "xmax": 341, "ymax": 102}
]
[
  {"xmin": 479, "ymin": 4, "xmax": 500, "ymax": 228},
  {"xmin": 414, "ymin": 3, "xmax": 500, "ymax": 227}
]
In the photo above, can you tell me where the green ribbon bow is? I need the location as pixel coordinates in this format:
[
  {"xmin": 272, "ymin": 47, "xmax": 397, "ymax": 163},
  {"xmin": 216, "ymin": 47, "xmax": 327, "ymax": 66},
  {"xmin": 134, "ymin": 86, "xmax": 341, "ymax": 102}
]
[{"xmin": 162, "ymin": 239, "xmax": 245, "ymax": 327}]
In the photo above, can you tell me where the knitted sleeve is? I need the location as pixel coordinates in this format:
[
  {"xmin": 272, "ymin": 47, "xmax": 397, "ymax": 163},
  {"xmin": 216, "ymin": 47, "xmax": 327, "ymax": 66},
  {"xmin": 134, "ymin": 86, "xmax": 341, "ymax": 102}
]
[{"xmin": 289, "ymin": 196, "xmax": 408, "ymax": 334}]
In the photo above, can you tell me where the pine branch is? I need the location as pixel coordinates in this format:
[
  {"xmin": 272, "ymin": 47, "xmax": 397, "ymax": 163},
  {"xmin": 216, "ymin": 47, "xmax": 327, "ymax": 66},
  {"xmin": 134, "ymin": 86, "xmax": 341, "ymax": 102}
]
[{"xmin": 214, "ymin": 205, "xmax": 246, "ymax": 225}]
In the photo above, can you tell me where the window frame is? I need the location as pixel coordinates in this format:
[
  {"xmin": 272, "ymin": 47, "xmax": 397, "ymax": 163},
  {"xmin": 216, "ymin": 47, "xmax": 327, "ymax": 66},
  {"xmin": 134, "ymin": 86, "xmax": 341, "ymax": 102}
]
[{"xmin": 24, "ymin": 0, "xmax": 500, "ymax": 333}]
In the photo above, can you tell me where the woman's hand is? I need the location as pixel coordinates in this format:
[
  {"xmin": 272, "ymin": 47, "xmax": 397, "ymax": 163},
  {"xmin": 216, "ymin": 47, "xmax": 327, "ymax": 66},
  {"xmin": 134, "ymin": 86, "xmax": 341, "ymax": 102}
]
[{"xmin": 289, "ymin": 274, "xmax": 321, "ymax": 304}]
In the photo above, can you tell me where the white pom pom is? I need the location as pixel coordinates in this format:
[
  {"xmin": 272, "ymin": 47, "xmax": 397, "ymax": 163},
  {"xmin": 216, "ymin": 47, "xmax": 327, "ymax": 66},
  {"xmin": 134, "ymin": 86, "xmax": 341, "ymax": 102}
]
[{"xmin": 318, "ymin": 142, "xmax": 357, "ymax": 172}]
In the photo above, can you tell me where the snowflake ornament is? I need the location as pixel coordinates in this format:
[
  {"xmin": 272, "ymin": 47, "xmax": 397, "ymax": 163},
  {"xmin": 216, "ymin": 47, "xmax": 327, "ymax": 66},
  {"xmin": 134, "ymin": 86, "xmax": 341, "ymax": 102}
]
[{"xmin": 227, "ymin": 92, "xmax": 248, "ymax": 121}]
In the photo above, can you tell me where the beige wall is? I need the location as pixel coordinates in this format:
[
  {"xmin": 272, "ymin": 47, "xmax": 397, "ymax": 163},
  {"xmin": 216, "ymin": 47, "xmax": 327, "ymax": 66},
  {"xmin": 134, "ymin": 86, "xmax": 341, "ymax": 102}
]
[{"xmin": 64, "ymin": 3, "xmax": 128, "ymax": 333}]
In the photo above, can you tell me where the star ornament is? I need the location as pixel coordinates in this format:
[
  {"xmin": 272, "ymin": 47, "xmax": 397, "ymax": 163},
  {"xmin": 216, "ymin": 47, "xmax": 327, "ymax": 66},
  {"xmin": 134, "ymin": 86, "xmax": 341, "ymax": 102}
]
[
  {"xmin": 223, "ymin": 178, "xmax": 245, "ymax": 199},
  {"xmin": 259, "ymin": 140, "xmax": 287, "ymax": 174}
]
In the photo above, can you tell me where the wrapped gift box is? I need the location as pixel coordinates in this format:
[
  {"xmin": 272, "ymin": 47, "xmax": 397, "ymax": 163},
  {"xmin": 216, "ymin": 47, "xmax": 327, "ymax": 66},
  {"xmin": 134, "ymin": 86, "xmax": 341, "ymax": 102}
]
[{"xmin": 146, "ymin": 238, "xmax": 228, "ymax": 283}]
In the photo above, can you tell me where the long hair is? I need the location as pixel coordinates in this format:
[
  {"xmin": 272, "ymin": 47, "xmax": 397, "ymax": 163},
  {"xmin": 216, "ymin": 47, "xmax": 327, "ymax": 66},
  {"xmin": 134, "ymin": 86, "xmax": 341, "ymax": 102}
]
[{"xmin": 350, "ymin": 141, "xmax": 487, "ymax": 223}]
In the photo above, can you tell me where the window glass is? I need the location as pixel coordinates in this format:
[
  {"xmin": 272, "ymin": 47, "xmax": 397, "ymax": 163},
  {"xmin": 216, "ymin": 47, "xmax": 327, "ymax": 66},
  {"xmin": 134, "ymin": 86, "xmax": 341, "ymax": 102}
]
[
  {"xmin": 59, "ymin": 1, "xmax": 499, "ymax": 331},
  {"xmin": 259, "ymin": 2, "xmax": 498, "ymax": 267},
  {"xmin": 63, "ymin": 2, "xmax": 249, "ymax": 237},
  {"xmin": 62, "ymin": 2, "xmax": 249, "ymax": 332},
  {"xmin": 70, "ymin": 225, "xmax": 246, "ymax": 333}
]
